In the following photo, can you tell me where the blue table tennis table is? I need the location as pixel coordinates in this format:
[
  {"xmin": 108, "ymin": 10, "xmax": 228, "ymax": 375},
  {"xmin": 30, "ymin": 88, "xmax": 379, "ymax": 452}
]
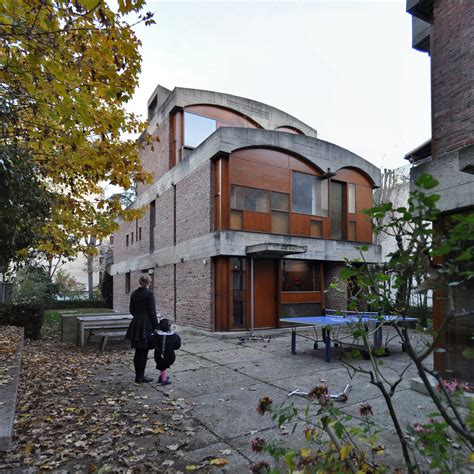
[{"xmin": 280, "ymin": 314, "xmax": 417, "ymax": 362}]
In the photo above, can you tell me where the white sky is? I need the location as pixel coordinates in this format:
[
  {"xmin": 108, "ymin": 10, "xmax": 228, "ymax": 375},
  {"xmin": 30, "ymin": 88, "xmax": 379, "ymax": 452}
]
[{"xmin": 126, "ymin": 0, "xmax": 431, "ymax": 171}]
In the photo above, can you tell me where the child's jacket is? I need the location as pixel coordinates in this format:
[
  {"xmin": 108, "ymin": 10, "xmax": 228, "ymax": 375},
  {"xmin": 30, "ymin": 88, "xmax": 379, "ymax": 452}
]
[{"xmin": 154, "ymin": 330, "xmax": 181, "ymax": 370}]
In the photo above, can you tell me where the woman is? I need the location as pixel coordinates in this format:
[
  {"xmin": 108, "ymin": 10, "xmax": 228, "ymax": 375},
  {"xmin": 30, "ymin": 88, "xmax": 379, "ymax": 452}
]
[{"xmin": 125, "ymin": 274, "xmax": 159, "ymax": 383}]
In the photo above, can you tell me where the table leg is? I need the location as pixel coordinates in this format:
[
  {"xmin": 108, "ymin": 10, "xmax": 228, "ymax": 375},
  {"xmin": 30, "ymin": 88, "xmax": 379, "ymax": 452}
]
[
  {"xmin": 291, "ymin": 327, "xmax": 296, "ymax": 355},
  {"xmin": 323, "ymin": 328, "xmax": 331, "ymax": 362},
  {"xmin": 78, "ymin": 321, "xmax": 85, "ymax": 347}
]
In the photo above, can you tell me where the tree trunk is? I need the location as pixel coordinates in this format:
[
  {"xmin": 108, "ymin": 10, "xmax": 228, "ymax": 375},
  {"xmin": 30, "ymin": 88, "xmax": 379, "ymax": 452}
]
[{"xmin": 87, "ymin": 254, "xmax": 94, "ymax": 299}]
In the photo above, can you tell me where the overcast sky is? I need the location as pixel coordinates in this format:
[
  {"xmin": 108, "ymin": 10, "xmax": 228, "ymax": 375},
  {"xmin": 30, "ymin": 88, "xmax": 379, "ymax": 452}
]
[{"xmin": 127, "ymin": 0, "xmax": 431, "ymax": 170}]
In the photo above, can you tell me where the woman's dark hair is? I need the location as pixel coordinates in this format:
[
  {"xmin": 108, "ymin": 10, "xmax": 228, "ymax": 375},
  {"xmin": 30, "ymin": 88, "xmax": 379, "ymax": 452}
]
[{"xmin": 159, "ymin": 318, "xmax": 171, "ymax": 332}]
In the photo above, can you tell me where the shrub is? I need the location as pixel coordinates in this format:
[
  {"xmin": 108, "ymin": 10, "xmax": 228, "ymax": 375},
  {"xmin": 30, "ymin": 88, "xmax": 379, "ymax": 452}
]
[
  {"xmin": 0, "ymin": 303, "xmax": 44, "ymax": 339},
  {"xmin": 13, "ymin": 264, "xmax": 55, "ymax": 307},
  {"xmin": 51, "ymin": 299, "xmax": 108, "ymax": 310}
]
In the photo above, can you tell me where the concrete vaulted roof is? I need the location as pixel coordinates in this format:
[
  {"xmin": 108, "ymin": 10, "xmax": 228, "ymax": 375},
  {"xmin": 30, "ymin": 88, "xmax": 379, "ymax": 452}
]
[
  {"xmin": 147, "ymin": 85, "xmax": 319, "ymax": 137},
  {"xmin": 133, "ymin": 127, "xmax": 380, "ymax": 211}
]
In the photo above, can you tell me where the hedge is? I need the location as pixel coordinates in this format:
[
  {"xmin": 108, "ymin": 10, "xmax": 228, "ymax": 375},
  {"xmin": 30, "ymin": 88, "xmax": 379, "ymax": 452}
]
[
  {"xmin": 51, "ymin": 299, "xmax": 109, "ymax": 310},
  {"xmin": 0, "ymin": 303, "xmax": 44, "ymax": 339}
]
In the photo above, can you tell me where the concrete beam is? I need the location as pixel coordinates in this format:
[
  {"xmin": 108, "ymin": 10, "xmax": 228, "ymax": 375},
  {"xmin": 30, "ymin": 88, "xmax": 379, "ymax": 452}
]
[
  {"xmin": 148, "ymin": 86, "xmax": 318, "ymax": 138},
  {"xmin": 110, "ymin": 230, "xmax": 381, "ymax": 275},
  {"xmin": 410, "ymin": 150, "xmax": 474, "ymax": 213}
]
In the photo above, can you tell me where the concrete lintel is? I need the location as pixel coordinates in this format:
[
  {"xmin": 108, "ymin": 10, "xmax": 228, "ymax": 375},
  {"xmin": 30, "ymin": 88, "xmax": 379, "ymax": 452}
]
[{"xmin": 245, "ymin": 242, "xmax": 307, "ymax": 257}]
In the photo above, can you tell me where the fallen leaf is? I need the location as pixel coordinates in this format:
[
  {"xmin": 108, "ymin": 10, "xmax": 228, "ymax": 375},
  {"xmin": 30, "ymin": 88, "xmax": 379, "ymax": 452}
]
[
  {"xmin": 186, "ymin": 465, "xmax": 199, "ymax": 471},
  {"xmin": 162, "ymin": 460, "xmax": 175, "ymax": 466},
  {"xmin": 210, "ymin": 458, "xmax": 229, "ymax": 466},
  {"xmin": 167, "ymin": 444, "xmax": 179, "ymax": 451}
]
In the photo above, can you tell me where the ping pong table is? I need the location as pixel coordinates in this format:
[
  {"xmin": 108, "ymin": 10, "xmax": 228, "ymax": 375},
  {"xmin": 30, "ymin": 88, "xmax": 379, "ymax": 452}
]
[{"xmin": 280, "ymin": 314, "xmax": 417, "ymax": 362}]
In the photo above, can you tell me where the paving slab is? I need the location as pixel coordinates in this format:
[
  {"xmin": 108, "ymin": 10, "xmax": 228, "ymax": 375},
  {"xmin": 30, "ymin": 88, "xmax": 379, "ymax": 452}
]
[
  {"xmin": 185, "ymin": 383, "xmax": 290, "ymax": 440},
  {"xmin": 159, "ymin": 364, "xmax": 261, "ymax": 398}
]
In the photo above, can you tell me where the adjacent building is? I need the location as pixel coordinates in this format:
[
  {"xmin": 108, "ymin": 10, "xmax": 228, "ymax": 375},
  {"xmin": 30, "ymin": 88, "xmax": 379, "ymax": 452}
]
[
  {"xmin": 111, "ymin": 85, "xmax": 381, "ymax": 332},
  {"xmin": 406, "ymin": 0, "xmax": 474, "ymax": 382}
]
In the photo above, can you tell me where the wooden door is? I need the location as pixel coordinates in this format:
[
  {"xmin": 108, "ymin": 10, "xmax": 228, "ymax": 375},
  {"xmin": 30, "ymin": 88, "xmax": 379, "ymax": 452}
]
[{"xmin": 252, "ymin": 259, "xmax": 277, "ymax": 328}]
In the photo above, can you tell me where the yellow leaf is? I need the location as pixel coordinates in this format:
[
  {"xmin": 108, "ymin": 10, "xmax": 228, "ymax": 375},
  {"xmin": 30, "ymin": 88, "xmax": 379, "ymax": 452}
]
[
  {"xmin": 185, "ymin": 465, "xmax": 199, "ymax": 471},
  {"xmin": 340, "ymin": 444, "xmax": 352, "ymax": 461},
  {"xmin": 209, "ymin": 458, "xmax": 229, "ymax": 467},
  {"xmin": 23, "ymin": 441, "xmax": 34, "ymax": 454},
  {"xmin": 300, "ymin": 447, "xmax": 311, "ymax": 458},
  {"xmin": 469, "ymin": 452, "xmax": 474, "ymax": 463}
]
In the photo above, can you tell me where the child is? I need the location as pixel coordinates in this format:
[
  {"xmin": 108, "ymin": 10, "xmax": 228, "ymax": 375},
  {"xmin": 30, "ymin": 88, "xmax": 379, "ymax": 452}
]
[{"xmin": 154, "ymin": 319, "xmax": 181, "ymax": 385}]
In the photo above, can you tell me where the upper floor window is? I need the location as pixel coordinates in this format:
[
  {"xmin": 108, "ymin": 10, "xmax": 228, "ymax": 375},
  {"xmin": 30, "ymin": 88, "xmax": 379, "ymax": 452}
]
[
  {"xmin": 348, "ymin": 183, "xmax": 356, "ymax": 213},
  {"xmin": 231, "ymin": 185, "xmax": 269, "ymax": 213},
  {"xmin": 184, "ymin": 112, "xmax": 216, "ymax": 148},
  {"xmin": 291, "ymin": 172, "xmax": 328, "ymax": 216}
]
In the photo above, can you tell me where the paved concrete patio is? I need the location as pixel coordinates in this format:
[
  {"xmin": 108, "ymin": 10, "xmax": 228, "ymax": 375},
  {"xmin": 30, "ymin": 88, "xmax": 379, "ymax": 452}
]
[{"xmin": 129, "ymin": 326, "xmax": 437, "ymax": 471}]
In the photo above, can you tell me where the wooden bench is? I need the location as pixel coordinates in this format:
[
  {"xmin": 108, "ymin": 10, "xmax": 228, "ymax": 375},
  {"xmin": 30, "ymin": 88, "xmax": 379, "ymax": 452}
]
[
  {"xmin": 77, "ymin": 315, "xmax": 132, "ymax": 348},
  {"xmin": 89, "ymin": 330, "xmax": 128, "ymax": 352}
]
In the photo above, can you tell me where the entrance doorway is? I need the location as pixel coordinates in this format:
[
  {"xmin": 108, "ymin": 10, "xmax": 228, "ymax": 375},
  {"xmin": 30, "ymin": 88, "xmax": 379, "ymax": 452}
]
[{"xmin": 252, "ymin": 259, "xmax": 277, "ymax": 328}]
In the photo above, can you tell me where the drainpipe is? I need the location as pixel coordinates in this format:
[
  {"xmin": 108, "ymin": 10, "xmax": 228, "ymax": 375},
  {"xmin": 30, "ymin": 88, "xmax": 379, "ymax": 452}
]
[{"xmin": 250, "ymin": 257, "xmax": 254, "ymax": 336}]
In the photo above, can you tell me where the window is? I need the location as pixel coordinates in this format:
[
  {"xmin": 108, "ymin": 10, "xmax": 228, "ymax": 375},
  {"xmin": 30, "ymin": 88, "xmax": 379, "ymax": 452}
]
[
  {"xmin": 291, "ymin": 172, "xmax": 328, "ymax": 216},
  {"xmin": 131, "ymin": 232, "xmax": 134, "ymax": 244},
  {"xmin": 126, "ymin": 234, "xmax": 129, "ymax": 247},
  {"xmin": 271, "ymin": 191, "xmax": 290, "ymax": 234},
  {"xmin": 139, "ymin": 227, "xmax": 142, "ymax": 241},
  {"xmin": 150, "ymin": 200, "xmax": 155, "ymax": 252},
  {"xmin": 281, "ymin": 302, "xmax": 321, "ymax": 318},
  {"xmin": 231, "ymin": 258, "xmax": 246, "ymax": 328},
  {"xmin": 230, "ymin": 185, "xmax": 269, "ymax": 213},
  {"xmin": 330, "ymin": 181, "xmax": 344, "ymax": 240},
  {"xmin": 125, "ymin": 272, "xmax": 131, "ymax": 294},
  {"xmin": 109, "ymin": 235, "xmax": 114, "ymax": 245},
  {"xmin": 184, "ymin": 112, "xmax": 217, "ymax": 148},
  {"xmin": 281, "ymin": 260, "xmax": 321, "ymax": 292},
  {"xmin": 348, "ymin": 183, "xmax": 356, "ymax": 214}
]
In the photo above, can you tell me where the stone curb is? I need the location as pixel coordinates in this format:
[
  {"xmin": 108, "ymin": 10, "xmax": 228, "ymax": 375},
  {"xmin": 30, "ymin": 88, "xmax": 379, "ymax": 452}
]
[{"xmin": 0, "ymin": 327, "xmax": 24, "ymax": 451}]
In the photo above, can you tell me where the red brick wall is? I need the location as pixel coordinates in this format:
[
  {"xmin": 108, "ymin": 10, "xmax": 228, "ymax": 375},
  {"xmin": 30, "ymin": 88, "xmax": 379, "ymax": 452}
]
[
  {"xmin": 176, "ymin": 162, "xmax": 213, "ymax": 243},
  {"xmin": 136, "ymin": 117, "xmax": 171, "ymax": 195},
  {"xmin": 154, "ymin": 264, "xmax": 175, "ymax": 321},
  {"xmin": 431, "ymin": 0, "xmax": 474, "ymax": 157},
  {"xmin": 324, "ymin": 263, "xmax": 348, "ymax": 311},
  {"xmin": 176, "ymin": 259, "xmax": 214, "ymax": 331},
  {"xmin": 113, "ymin": 270, "xmax": 144, "ymax": 313}
]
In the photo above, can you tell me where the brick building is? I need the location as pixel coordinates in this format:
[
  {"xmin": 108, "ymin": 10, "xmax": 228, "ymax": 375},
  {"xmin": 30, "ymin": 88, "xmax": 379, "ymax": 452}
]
[
  {"xmin": 111, "ymin": 85, "xmax": 381, "ymax": 332},
  {"xmin": 406, "ymin": 0, "xmax": 474, "ymax": 382}
]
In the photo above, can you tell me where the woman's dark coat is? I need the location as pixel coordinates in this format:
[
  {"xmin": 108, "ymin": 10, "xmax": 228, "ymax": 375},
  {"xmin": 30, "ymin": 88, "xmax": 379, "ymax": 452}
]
[
  {"xmin": 125, "ymin": 287, "xmax": 159, "ymax": 349},
  {"xmin": 154, "ymin": 330, "xmax": 181, "ymax": 370}
]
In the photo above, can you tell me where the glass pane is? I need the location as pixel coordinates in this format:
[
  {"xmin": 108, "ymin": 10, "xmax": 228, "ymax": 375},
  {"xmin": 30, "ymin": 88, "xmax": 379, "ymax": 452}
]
[
  {"xmin": 319, "ymin": 180, "xmax": 329, "ymax": 216},
  {"xmin": 271, "ymin": 192, "xmax": 290, "ymax": 211},
  {"xmin": 184, "ymin": 112, "xmax": 216, "ymax": 147},
  {"xmin": 310, "ymin": 220, "xmax": 322, "ymax": 238},
  {"xmin": 348, "ymin": 183, "xmax": 356, "ymax": 213},
  {"xmin": 348, "ymin": 221, "xmax": 356, "ymax": 240},
  {"xmin": 230, "ymin": 210, "xmax": 243, "ymax": 230},
  {"xmin": 230, "ymin": 185, "xmax": 269, "ymax": 213},
  {"xmin": 231, "ymin": 258, "xmax": 246, "ymax": 328},
  {"xmin": 292, "ymin": 172, "xmax": 313, "ymax": 214},
  {"xmin": 292, "ymin": 172, "xmax": 327, "ymax": 216},
  {"xmin": 282, "ymin": 260, "xmax": 321, "ymax": 292},
  {"xmin": 271, "ymin": 211, "xmax": 289, "ymax": 234},
  {"xmin": 330, "ymin": 181, "xmax": 344, "ymax": 239},
  {"xmin": 280, "ymin": 302, "xmax": 321, "ymax": 318},
  {"xmin": 444, "ymin": 280, "xmax": 474, "ymax": 383}
]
